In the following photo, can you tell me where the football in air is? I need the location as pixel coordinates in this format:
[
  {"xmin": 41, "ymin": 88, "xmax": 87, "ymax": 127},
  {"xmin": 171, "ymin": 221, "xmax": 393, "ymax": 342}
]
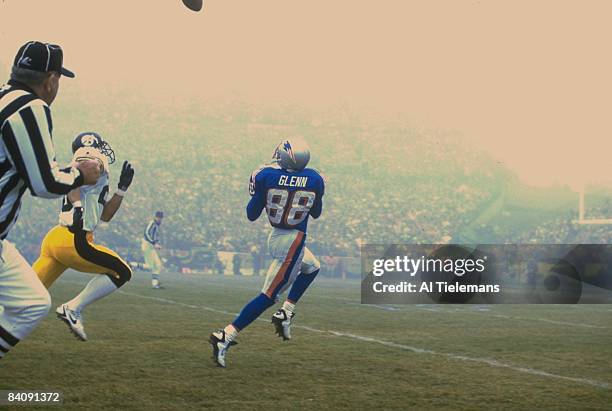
[{"xmin": 182, "ymin": 0, "xmax": 203, "ymax": 12}]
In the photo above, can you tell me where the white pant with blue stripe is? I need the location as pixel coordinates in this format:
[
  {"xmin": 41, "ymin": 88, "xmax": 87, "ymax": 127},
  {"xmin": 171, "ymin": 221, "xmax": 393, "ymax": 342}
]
[{"xmin": 261, "ymin": 228, "xmax": 320, "ymax": 301}]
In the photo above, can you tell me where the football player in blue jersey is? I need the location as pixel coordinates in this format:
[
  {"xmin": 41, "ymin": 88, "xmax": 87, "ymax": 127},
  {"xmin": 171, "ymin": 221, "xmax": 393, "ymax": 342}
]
[{"xmin": 210, "ymin": 137, "xmax": 325, "ymax": 367}]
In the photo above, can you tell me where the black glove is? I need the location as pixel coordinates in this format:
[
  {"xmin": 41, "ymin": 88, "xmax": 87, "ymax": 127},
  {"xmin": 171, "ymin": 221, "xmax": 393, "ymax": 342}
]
[
  {"xmin": 118, "ymin": 160, "xmax": 135, "ymax": 191},
  {"xmin": 68, "ymin": 207, "xmax": 84, "ymax": 233}
]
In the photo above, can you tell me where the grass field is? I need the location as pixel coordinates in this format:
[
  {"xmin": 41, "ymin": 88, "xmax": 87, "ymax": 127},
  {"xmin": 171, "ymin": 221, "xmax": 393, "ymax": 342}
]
[{"xmin": 1, "ymin": 271, "xmax": 611, "ymax": 410}]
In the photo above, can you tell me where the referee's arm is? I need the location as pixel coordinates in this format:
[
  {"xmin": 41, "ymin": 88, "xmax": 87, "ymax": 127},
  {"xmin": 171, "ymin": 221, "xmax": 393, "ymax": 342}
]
[{"xmin": 1, "ymin": 99, "xmax": 83, "ymax": 198}]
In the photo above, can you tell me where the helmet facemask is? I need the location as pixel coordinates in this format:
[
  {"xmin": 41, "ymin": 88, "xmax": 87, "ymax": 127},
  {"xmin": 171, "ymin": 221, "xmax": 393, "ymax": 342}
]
[{"xmin": 99, "ymin": 141, "xmax": 115, "ymax": 165}]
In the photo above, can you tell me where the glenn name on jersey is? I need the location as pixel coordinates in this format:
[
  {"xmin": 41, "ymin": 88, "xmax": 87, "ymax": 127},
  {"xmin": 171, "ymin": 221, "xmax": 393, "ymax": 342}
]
[{"xmin": 247, "ymin": 164, "xmax": 325, "ymax": 232}]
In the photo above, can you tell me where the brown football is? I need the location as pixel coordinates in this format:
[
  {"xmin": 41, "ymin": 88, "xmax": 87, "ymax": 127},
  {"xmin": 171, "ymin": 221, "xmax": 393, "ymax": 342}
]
[
  {"xmin": 182, "ymin": 0, "xmax": 203, "ymax": 12},
  {"xmin": 75, "ymin": 157, "xmax": 104, "ymax": 173}
]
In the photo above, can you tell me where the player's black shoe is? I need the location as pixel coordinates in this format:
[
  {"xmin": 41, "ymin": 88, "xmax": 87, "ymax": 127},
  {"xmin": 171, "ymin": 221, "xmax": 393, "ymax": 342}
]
[
  {"xmin": 209, "ymin": 330, "xmax": 237, "ymax": 368},
  {"xmin": 271, "ymin": 308, "xmax": 294, "ymax": 341}
]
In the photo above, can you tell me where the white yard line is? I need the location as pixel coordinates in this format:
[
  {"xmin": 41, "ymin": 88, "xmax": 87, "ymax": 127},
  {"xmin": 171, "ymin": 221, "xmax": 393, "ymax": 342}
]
[
  {"xmin": 409, "ymin": 305, "xmax": 609, "ymax": 329},
  {"xmin": 141, "ymin": 279, "xmax": 612, "ymax": 328},
  {"xmin": 60, "ymin": 278, "xmax": 608, "ymax": 329},
  {"xmin": 346, "ymin": 302, "xmax": 401, "ymax": 311},
  {"xmin": 358, "ymin": 303, "xmax": 609, "ymax": 329},
  {"xmin": 147, "ymin": 276, "xmax": 359, "ymax": 303},
  {"xmin": 114, "ymin": 289, "xmax": 609, "ymax": 390},
  {"xmin": 485, "ymin": 313, "xmax": 608, "ymax": 329}
]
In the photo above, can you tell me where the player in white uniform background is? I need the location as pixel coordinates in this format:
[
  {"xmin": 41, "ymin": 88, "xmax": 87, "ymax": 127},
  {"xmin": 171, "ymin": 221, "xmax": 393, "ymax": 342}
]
[{"xmin": 33, "ymin": 132, "xmax": 135, "ymax": 341}]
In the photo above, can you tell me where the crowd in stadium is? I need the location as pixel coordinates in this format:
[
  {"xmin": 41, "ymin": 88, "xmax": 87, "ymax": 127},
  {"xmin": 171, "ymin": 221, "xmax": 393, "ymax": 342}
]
[{"xmin": 9, "ymin": 90, "xmax": 612, "ymax": 269}]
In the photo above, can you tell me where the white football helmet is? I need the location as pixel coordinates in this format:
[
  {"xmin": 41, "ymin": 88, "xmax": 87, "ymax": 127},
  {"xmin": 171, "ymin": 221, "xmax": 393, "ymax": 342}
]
[{"xmin": 272, "ymin": 137, "xmax": 310, "ymax": 171}]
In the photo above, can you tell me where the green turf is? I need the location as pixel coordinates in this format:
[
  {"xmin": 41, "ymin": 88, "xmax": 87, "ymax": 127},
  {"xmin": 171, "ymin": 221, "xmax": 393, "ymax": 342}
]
[{"xmin": 1, "ymin": 271, "xmax": 611, "ymax": 410}]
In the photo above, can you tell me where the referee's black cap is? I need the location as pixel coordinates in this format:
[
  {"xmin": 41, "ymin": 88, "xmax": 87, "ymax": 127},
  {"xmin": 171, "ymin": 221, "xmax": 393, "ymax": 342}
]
[{"xmin": 13, "ymin": 41, "xmax": 75, "ymax": 78}]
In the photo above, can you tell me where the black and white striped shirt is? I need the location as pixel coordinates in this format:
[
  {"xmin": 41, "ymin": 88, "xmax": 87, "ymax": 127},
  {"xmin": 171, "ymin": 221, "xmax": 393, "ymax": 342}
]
[
  {"xmin": 0, "ymin": 80, "xmax": 83, "ymax": 239},
  {"xmin": 144, "ymin": 220, "xmax": 161, "ymax": 245}
]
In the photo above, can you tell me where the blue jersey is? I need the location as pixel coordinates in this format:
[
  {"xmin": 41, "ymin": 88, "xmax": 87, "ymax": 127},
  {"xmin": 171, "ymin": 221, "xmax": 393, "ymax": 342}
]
[{"xmin": 246, "ymin": 165, "xmax": 325, "ymax": 233}]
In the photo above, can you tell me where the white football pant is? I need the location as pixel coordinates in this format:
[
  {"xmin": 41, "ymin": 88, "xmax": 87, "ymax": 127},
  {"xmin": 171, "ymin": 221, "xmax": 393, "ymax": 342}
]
[
  {"xmin": 0, "ymin": 240, "xmax": 51, "ymax": 358},
  {"xmin": 261, "ymin": 227, "xmax": 320, "ymax": 300}
]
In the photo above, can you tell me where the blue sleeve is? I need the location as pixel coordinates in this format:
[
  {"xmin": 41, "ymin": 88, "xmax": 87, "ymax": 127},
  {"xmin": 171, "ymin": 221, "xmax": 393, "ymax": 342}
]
[
  {"xmin": 310, "ymin": 175, "xmax": 325, "ymax": 219},
  {"xmin": 246, "ymin": 170, "xmax": 266, "ymax": 221}
]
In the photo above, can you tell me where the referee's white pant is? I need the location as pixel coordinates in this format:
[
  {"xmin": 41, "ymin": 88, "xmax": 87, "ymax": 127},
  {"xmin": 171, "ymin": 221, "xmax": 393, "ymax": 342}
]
[{"xmin": 0, "ymin": 240, "xmax": 51, "ymax": 359}]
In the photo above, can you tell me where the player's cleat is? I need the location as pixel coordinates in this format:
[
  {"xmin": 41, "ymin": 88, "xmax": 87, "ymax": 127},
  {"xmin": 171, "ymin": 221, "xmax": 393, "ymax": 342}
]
[
  {"xmin": 209, "ymin": 330, "xmax": 237, "ymax": 368},
  {"xmin": 56, "ymin": 304, "xmax": 87, "ymax": 341},
  {"xmin": 271, "ymin": 308, "xmax": 294, "ymax": 341},
  {"xmin": 152, "ymin": 284, "xmax": 164, "ymax": 289}
]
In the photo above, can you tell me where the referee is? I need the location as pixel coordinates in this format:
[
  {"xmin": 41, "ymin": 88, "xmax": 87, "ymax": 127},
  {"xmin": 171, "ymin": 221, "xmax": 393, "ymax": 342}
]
[
  {"xmin": 142, "ymin": 211, "xmax": 164, "ymax": 289},
  {"xmin": 0, "ymin": 41, "xmax": 100, "ymax": 359}
]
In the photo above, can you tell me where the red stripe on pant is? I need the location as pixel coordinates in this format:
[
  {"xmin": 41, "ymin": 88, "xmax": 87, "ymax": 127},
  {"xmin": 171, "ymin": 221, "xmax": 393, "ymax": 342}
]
[{"xmin": 265, "ymin": 231, "xmax": 305, "ymax": 298}]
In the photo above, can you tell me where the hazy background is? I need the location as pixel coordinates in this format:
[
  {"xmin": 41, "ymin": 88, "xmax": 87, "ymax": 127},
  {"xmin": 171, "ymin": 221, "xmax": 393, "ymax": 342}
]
[
  {"xmin": 0, "ymin": 1, "xmax": 610, "ymax": 270},
  {"xmin": 2, "ymin": 0, "xmax": 610, "ymax": 186}
]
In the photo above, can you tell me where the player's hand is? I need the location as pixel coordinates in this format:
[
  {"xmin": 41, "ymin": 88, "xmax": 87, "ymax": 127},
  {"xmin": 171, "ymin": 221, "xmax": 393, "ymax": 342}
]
[
  {"xmin": 77, "ymin": 160, "xmax": 101, "ymax": 185},
  {"xmin": 155, "ymin": 243, "xmax": 162, "ymax": 250},
  {"xmin": 118, "ymin": 160, "xmax": 135, "ymax": 191}
]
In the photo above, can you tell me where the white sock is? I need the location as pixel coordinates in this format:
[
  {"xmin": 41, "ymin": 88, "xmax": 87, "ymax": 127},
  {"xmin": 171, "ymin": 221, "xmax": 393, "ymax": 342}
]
[
  {"xmin": 223, "ymin": 324, "xmax": 239, "ymax": 342},
  {"xmin": 67, "ymin": 275, "xmax": 118, "ymax": 313},
  {"xmin": 282, "ymin": 301, "xmax": 296, "ymax": 316}
]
